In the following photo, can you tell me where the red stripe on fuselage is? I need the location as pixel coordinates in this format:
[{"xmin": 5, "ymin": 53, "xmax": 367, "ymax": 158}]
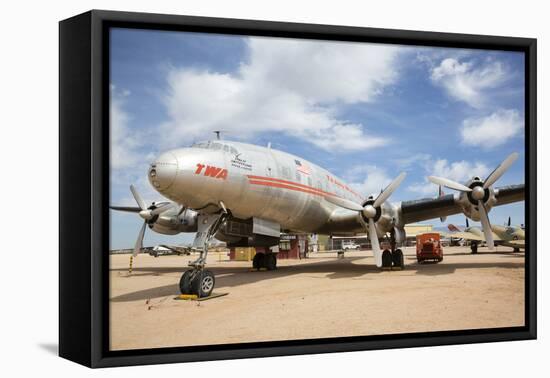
[
  {"xmin": 248, "ymin": 179, "xmax": 330, "ymax": 197},
  {"xmin": 247, "ymin": 175, "xmax": 334, "ymax": 197}
]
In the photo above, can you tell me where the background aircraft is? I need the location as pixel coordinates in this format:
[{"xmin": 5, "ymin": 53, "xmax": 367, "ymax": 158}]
[
  {"xmin": 111, "ymin": 140, "xmax": 524, "ymax": 297},
  {"xmin": 446, "ymin": 217, "xmax": 525, "ymax": 253}
]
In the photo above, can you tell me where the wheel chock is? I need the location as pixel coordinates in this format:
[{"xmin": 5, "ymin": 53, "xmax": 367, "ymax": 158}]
[
  {"xmin": 174, "ymin": 292, "xmax": 228, "ymax": 301},
  {"xmin": 175, "ymin": 294, "xmax": 198, "ymax": 300}
]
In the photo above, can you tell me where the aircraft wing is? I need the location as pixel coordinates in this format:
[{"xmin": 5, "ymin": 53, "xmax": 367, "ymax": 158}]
[
  {"xmin": 400, "ymin": 184, "xmax": 524, "ymax": 225},
  {"xmin": 444, "ymin": 231, "xmax": 485, "ymax": 241},
  {"xmin": 444, "ymin": 231, "xmax": 502, "ymax": 242},
  {"xmin": 507, "ymin": 240, "xmax": 526, "ymax": 247},
  {"xmin": 158, "ymin": 244, "xmax": 191, "ymax": 255}
]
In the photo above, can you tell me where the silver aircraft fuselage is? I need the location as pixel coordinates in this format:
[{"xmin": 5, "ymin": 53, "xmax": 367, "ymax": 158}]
[{"xmin": 148, "ymin": 140, "xmax": 389, "ymax": 236}]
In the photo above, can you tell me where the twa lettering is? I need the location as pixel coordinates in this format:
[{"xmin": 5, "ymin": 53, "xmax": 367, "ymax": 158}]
[{"xmin": 195, "ymin": 163, "xmax": 228, "ymax": 180}]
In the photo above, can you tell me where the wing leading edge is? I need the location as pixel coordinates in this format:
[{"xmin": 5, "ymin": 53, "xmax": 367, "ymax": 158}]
[{"xmin": 399, "ymin": 184, "xmax": 524, "ymax": 226}]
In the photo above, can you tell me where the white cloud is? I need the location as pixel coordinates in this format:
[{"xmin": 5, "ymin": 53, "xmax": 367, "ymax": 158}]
[
  {"xmin": 345, "ymin": 165, "xmax": 393, "ymax": 198},
  {"xmin": 159, "ymin": 37, "xmax": 403, "ymax": 151},
  {"xmin": 460, "ymin": 109, "xmax": 524, "ymax": 148},
  {"xmin": 110, "ymin": 88, "xmax": 141, "ymax": 170},
  {"xmin": 408, "ymin": 158, "xmax": 490, "ymax": 196},
  {"xmin": 430, "ymin": 58, "xmax": 507, "ymax": 108}
]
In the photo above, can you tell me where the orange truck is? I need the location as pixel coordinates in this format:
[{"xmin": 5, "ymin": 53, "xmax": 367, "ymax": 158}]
[{"xmin": 416, "ymin": 233, "xmax": 443, "ymax": 263}]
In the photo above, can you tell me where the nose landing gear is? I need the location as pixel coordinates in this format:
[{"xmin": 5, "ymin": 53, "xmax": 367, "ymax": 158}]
[
  {"xmin": 179, "ymin": 209, "xmax": 228, "ymax": 298},
  {"xmin": 179, "ymin": 269, "xmax": 215, "ymax": 298}
]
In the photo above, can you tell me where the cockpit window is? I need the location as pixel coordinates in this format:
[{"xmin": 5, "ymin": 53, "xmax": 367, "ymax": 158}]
[
  {"xmin": 191, "ymin": 141, "xmax": 239, "ymax": 155},
  {"xmin": 191, "ymin": 142, "xmax": 209, "ymax": 149},
  {"xmin": 210, "ymin": 142, "xmax": 223, "ymax": 150}
]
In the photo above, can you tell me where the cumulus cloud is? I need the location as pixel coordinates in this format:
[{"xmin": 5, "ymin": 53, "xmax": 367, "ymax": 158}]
[
  {"xmin": 159, "ymin": 37, "xmax": 403, "ymax": 151},
  {"xmin": 460, "ymin": 109, "xmax": 524, "ymax": 149},
  {"xmin": 110, "ymin": 88, "xmax": 141, "ymax": 170},
  {"xmin": 408, "ymin": 158, "xmax": 490, "ymax": 196},
  {"xmin": 430, "ymin": 57, "xmax": 507, "ymax": 108},
  {"xmin": 345, "ymin": 165, "xmax": 393, "ymax": 197}
]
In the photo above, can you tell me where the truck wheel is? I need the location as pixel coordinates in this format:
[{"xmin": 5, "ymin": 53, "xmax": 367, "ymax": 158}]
[
  {"xmin": 392, "ymin": 249, "xmax": 404, "ymax": 269},
  {"xmin": 382, "ymin": 249, "xmax": 392, "ymax": 269}
]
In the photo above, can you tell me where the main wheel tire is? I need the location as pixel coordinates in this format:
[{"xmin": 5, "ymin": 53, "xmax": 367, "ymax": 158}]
[
  {"xmin": 382, "ymin": 249, "xmax": 392, "ymax": 268},
  {"xmin": 191, "ymin": 270, "xmax": 215, "ymax": 298},
  {"xmin": 252, "ymin": 253, "xmax": 265, "ymax": 270},
  {"xmin": 179, "ymin": 270, "xmax": 194, "ymax": 294},
  {"xmin": 265, "ymin": 253, "xmax": 277, "ymax": 270},
  {"xmin": 392, "ymin": 249, "xmax": 404, "ymax": 269}
]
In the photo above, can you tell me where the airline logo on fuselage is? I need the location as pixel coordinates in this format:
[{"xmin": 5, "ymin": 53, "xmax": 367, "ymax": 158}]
[{"xmin": 195, "ymin": 163, "xmax": 228, "ymax": 180}]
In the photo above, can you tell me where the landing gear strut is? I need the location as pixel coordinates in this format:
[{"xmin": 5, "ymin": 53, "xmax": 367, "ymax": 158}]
[
  {"xmin": 381, "ymin": 229, "xmax": 404, "ymax": 270},
  {"xmin": 179, "ymin": 210, "xmax": 228, "ymax": 297}
]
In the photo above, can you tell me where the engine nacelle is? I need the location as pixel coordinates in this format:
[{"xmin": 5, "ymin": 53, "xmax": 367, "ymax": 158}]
[{"xmin": 151, "ymin": 208, "xmax": 199, "ymax": 234}]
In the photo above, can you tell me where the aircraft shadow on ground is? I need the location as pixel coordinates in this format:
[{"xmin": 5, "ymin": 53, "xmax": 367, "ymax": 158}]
[{"xmin": 110, "ymin": 256, "xmax": 524, "ymax": 302}]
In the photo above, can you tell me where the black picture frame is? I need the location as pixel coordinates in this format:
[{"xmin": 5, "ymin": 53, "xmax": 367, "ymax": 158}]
[{"xmin": 59, "ymin": 9, "xmax": 537, "ymax": 368}]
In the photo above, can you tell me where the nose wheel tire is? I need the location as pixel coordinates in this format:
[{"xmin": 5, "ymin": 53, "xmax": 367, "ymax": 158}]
[
  {"xmin": 179, "ymin": 270, "xmax": 194, "ymax": 294},
  {"xmin": 191, "ymin": 270, "xmax": 215, "ymax": 298},
  {"xmin": 179, "ymin": 269, "xmax": 215, "ymax": 298}
]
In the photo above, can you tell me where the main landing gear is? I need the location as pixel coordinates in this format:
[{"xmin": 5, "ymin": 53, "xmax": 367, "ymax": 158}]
[
  {"xmin": 252, "ymin": 252, "xmax": 277, "ymax": 271},
  {"xmin": 380, "ymin": 230, "xmax": 405, "ymax": 270},
  {"xmin": 381, "ymin": 248, "xmax": 404, "ymax": 270},
  {"xmin": 179, "ymin": 210, "xmax": 228, "ymax": 298}
]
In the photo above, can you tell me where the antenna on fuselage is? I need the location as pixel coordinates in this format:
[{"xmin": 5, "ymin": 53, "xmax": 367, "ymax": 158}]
[{"xmin": 213, "ymin": 130, "xmax": 222, "ymax": 140}]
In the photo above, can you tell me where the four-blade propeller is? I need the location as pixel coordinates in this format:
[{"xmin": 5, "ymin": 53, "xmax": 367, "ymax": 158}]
[
  {"xmin": 325, "ymin": 172, "xmax": 406, "ymax": 267},
  {"xmin": 427, "ymin": 152, "xmax": 518, "ymax": 249},
  {"xmin": 111, "ymin": 185, "xmax": 174, "ymax": 256}
]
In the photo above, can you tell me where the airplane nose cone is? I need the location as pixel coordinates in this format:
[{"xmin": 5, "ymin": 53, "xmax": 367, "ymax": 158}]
[{"xmin": 148, "ymin": 151, "xmax": 178, "ymax": 191}]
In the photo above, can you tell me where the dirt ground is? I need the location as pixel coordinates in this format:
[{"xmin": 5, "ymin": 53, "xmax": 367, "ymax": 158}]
[{"xmin": 109, "ymin": 246, "xmax": 525, "ymax": 351}]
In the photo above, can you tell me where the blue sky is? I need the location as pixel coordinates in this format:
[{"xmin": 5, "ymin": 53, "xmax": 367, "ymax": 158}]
[{"xmin": 109, "ymin": 28, "xmax": 526, "ymax": 249}]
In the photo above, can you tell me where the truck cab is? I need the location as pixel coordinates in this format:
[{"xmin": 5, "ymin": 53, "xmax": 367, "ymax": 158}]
[{"xmin": 416, "ymin": 233, "xmax": 443, "ymax": 263}]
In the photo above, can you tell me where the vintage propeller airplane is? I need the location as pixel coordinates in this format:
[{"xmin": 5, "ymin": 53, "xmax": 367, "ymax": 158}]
[
  {"xmin": 446, "ymin": 217, "xmax": 525, "ymax": 253},
  {"xmin": 111, "ymin": 139, "xmax": 524, "ymax": 297}
]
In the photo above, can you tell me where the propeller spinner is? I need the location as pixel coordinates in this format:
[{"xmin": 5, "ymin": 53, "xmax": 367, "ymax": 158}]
[{"xmin": 127, "ymin": 185, "xmax": 174, "ymax": 256}]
